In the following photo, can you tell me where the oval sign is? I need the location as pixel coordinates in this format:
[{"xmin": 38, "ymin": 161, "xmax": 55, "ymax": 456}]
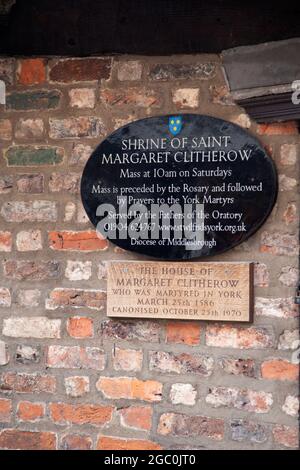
[{"xmin": 81, "ymin": 114, "xmax": 277, "ymax": 260}]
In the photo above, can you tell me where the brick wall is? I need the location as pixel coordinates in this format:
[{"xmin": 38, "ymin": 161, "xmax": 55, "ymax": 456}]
[{"xmin": 0, "ymin": 55, "xmax": 299, "ymax": 450}]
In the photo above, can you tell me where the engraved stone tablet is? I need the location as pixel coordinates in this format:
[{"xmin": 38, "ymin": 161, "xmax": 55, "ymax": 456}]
[{"xmin": 107, "ymin": 261, "xmax": 253, "ymax": 322}]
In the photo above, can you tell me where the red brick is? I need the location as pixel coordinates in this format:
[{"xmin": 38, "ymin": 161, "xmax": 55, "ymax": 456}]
[
  {"xmin": 100, "ymin": 87, "xmax": 161, "ymax": 107},
  {"xmin": 0, "ymin": 429, "xmax": 56, "ymax": 450},
  {"xmin": 119, "ymin": 406, "xmax": 152, "ymax": 431},
  {"xmin": 166, "ymin": 321, "xmax": 201, "ymax": 345},
  {"xmin": 257, "ymin": 121, "xmax": 298, "ymax": 135},
  {"xmin": 96, "ymin": 377, "xmax": 162, "ymax": 402},
  {"xmin": 49, "ymin": 58, "xmax": 111, "ymax": 82},
  {"xmin": 272, "ymin": 425, "xmax": 298, "ymax": 448},
  {"xmin": 60, "ymin": 434, "xmax": 92, "ymax": 450},
  {"xmin": 17, "ymin": 59, "xmax": 46, "ymax": 85},
  {"xmin": 97, "ymin": 436, "xmax": 162, "ymax": 450},
  {"xmin": 112, "ymin": 347, "xmax": 143, "ymax": 372},
  {"xmin": 17, "ymin": 401, "xmax": 45, "ymax": 422},
  {"xmin": 67, "ymin": 317, "xmax": 94, "ymax": 338},
  {"xmin": 206, "ymin": 325, "xmax": 273, "ymax": 349},
  {"xmin": 0, "ymin": 372, "xmax": 56, "ymax": 394},
  {"xmin": 0, "ymin": 231, "xmax": 12, "ymax": 252},
  {"xmin": 50, "ymin": 403, "xmax": 114, "ymax": 426},
  {"xmin": 261, "ymin": 359, "xmax": 298, "ymax": 381},
  {"xmin": 46, "ymin": 288, "xmax": 106, "ymax": 310},
  {"xmin": 0, "ymin": 398, "xmax": 12, "ymax": 423},
  {"xmin": 49, "ymin": 230, "xmax": 108, "ymax": 251}
]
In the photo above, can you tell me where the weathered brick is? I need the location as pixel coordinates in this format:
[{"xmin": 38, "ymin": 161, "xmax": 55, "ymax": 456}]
[
  {"xmin": 49, "ymin": 58, "xmax": 111, "ymax": 82},
  {"xmin": 272, "ymin": 425, "xmax": 298, "ymax": 448},
  {"xmin": 0, "ymin": 372, "xmax": 56, "ymax": 394},
  {"xmin": 47, "ymin": 345, "xmax": 105, "ymax": 370},
  {"xmin": 16, "ymin": 289, "xmax": 41, "ymax": 308},
  {"xmin": 219, "ymin": 357, "xmax": 256, "ymax": 378},
  {"xmin": 15, "ymin": 344, "xmax": 41, "ymax": 365},
  {"xmin": 0, "ymin": 341, "xmax": 9, "ymax": 366},
  {"xmin": 278, "ymin": 174, "xmax": 297, "ymax": 191},
  {"xmin": 257, "ymin": 121, "xmax": 298, "ymax": 135},
  {"xmin": 46, "ymin": 288, "xmax": 106, "ymax": 310},
  {"xmin": 282, "ymin": 202, "xmax": 297, "ymax": 225},
  {"xmin": 15, "ymin": 118, "xmax": 44, "ymax": 139},
  {"xmin": 280, "ymin": 143, "xmax": 298, "ymax": 166},
  {"xmin": 3, "ymin": 317, "xmax": 61, "ymax": 339},
  {"xmin": 0, "ymin": 288, "xmax": 11, "ymax": 307},
  {"xmin": 6, "ymin": 90, "xmax": 61, "ymax": 110},
  {"xmin": 112, "ymin": 347, "xmax": 143, "ymax": 372},
  {"xmin": 158, "ymin": 412, "xmax": 224, "ymax": 440},
  {"xmin": 260, "ymin": 231, "xmax": 298, "ymax": 255},
  {"xmin": 67, "ymin": 317, "xmax": 94, "ymax": 338},
  {"xmin": 49, "ymin": 116, "xmax": 105, "ymax": 139},
  {"xmin": 170, "ymin": 383, "xmax": 197, "ymax": 406},
  {"xmin": 96, "ymin": 377, "xmax": 162, "ymax": 402},
  {"xmin": 206, "ymin": 325, "xmax": 273, "ymax": 349},
  {"xmin": 16, "ymin": 229, "xmax": 42, "ymax": 251},
  {"xmin": 17, "ymin": 401, "xmax": 45, "ymax": 422},
  {"xmin": 69, "ymin": 143, "xmax": 92, "ymax": 165},
  {"xmin": 113, "ymin": 115, "xmax": 135, "ymax": 129},
  {"xmin": 77, "ymin": 202, "xmax": 89, "ymax": 223},
  {"xmin": 209, "ymin": 84, "xmax": 234, "ymax": 105},
  {"xmin": 282, "ymin": 395, "xmax": 299, "ymax": 417},
  {"xmin": 255, "ymin": 297, "xmax": 298, "ymax": 319},
  {"xmin": 149, "ymin": 63, "xmax": 216, "ymax": 80},
  {"xmin": 97, "ymin": 436, "xmax": 162, "ymax": 450},
  {"xmin": 149, "ymin": 351, "xmax": 214, "ymax": 376},
  {"xmin": 117, "ymin": 61, "xmax": 142, "ymax": 81},
  {"xmin": 3, "ymin": 260, "xmax": 60, "ymax": 281},
  {"xmin": 1, "ymin": 200, "xmax": 57, "ymax": 222},
  {"xmin": 98, "ymin": 261, "xmax": 107, "ymax": 280},
  {"xmin": 17, "ymin": 59, "xmax": 46, "ymax": 85},
  {"xmin": 0, "ymin": 430, "xmax": 56, "ymax": 450},
  {"xmin": 0, "ymin": 231, "xmax": 12, "ymax": 252},
  {"xmin": 119, "ymin": 406, "xmax": 152, "ymax": 431},
  {"xmin": 0, "ymin": 175, "xmax": 13, "ymax": 194},
  {"xmin": 0, "ymin": 398, "xmax": 11, "ymax": 423},
  {"xmin": 206, "ymin": 387, "xmax": 273, "ymax": 413},
  {"xmin": 100, "ymin": 88, "xmax": 161, "ymax": 107},
  {"xmin": 0, "ymin": 58, "xmax": 15, "ymax": 85},
  {"xmin": 64, "ymin": 201, "xmax": 76, "ymax": 221},
  {"xmin": 231, "ymin": 113, "xmax": 251, "ymax": 129},
  {"xmin": 254, "ymin": 263, "xmax": 269, "ymax": 287},
  {"xmin": 64, "ymin": 376, "xmax": 90, "ymax": 397},
  {"xmin": 49, "ymin": 230, "xmax": 108, "ymax": 251},
  {"xmin": 230, "ymin": 419, "xmax": 268, "ymax": 443},
  {"xmin": 60, "ymin": 434, "xmax": 92, "ymax": 450},
  {"xmin": 166, "ymin": 321, "xmax": 201, "ymax": 345},
  {"xmin": 101, "ymin": 319, "xmax": 159, "ymax": 342},
  {"xmin": 172, "ymin": 88, "xmax": 199, "ymax": 109},
  {"xmin": 278, "ymin": 329, "xmax": 299, "ymax": 350},
  {"xmin": 50, "ymin": 403, "xmax": 113, "ymax": 426},
  {"xmin": 49, "ymin": 172, "xmax": 80, "ymax": 193},
  {"xmin": 0, "ymin": 119, "xmax": 12, "ymax": 140},
  {"xmin": 261, "ymin": 359, "xmax": 298, "ymax": 381},
  {"xmin": 69, "ymin": 88, "xmax": 96, "ymax": 108},
  {"xmin": 16, "ymin": 174, "xmax": 44, "ymax": 193},
  {"xmin": 65, "ymin": 261, "xmax": 92, "ymax": 281},
  {"xmin": 278, "ymin": 266, "xmax": 298, "ymax": 287},
  {"xmin": 5, "ymin": 146, "xmax": 63, "ymax": 166}
]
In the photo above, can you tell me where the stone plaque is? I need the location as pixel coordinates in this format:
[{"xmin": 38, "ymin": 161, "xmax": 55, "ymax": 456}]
[
  {"xmin": 107, "ymin": 261, "xmax": 253, "ymax": 322},
  {"xmin": 81, "ymin": 114, "xmax": 277, "ymax": 260}
]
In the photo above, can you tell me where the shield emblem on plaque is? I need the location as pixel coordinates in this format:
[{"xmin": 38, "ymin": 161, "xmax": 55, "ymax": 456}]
[{"xmin": 168, "ymin": 116, "xmax": 182, "ymax": 136}]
